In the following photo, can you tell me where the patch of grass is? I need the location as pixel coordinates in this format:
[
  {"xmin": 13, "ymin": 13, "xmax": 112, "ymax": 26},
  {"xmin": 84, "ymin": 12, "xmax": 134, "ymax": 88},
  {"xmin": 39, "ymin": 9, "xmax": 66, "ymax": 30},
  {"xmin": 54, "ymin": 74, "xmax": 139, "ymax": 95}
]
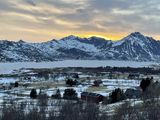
[
  {"xmin": 29, "ymin": 81, "xmax": 65, "ymax": 89},
  {"xmin": 86, "ymin": 86, "xmax": 107, "ymax": 92}
]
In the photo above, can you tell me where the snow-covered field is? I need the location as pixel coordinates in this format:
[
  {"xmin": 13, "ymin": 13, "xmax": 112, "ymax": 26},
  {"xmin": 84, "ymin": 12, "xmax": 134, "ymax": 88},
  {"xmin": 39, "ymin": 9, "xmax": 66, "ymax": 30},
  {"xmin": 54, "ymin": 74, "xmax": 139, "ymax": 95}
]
[
  {"xmin": 0, "ymin": 78, "xmax": 17, "ymax": 84},
  {"xmin": 0, "ymin": 60, "xmax": 158, "ymax": 74},
  {"xmin": 88, "ymin": 79, "xmax": 140, "ymax": 96}
]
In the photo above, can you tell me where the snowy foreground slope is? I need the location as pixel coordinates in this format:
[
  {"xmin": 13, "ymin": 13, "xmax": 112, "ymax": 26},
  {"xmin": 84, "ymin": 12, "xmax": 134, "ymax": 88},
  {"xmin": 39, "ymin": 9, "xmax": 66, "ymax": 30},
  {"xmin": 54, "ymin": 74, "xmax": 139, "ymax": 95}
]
[{"xmin": 0, "ymin": 32, "xmax": 160, "ymax": 62}]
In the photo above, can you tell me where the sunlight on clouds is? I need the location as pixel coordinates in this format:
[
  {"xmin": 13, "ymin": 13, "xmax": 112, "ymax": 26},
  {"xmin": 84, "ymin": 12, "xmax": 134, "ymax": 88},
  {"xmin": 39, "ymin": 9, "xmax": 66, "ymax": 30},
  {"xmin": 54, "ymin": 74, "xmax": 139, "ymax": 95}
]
[
  {"xmin": 86, "ymin": 34, "xmax": 110, "ymax": 40},
  {"xmin": 154, "ymin": 35, "xmax": 160, "ymax": 40},
  {"xmin": 76, "ymin": 32, "xmax": 126, "ymax": 41},
  {"xmin": 0, "ymin": 0, "xmax": 160, "ymax": 41},
  {"xmin": 54, "ymin": 19, "xmax": 76, "ymax": 27},
  {"xmin": 4, "ymin": 12, "xmax": 39, "ymax": 23},
  {"xmin": 143, "ymin": 15, "xmax": 160, "ymax": 21},
  {"xmin": 11, "ymin": 2, "xmax": 37, "ymax": 11},
  {"xmin": 60, "ymin": 0, "xmax": 88, "ymax": 5},
  {"xmin": 112, "ymin": 8, "xmax": 136, "ymax": 15},
  {"xmin": 12, "ymin": 1, "xmax": 67, "ymax": 15}
]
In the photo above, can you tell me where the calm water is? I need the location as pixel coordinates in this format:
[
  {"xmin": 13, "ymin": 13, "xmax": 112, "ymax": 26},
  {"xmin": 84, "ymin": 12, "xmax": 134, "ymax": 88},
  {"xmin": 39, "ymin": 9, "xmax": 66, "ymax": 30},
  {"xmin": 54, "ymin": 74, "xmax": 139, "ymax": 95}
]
[{"xmin": 0, "ymin": 60, "xmax": 157, "ymax": 74}]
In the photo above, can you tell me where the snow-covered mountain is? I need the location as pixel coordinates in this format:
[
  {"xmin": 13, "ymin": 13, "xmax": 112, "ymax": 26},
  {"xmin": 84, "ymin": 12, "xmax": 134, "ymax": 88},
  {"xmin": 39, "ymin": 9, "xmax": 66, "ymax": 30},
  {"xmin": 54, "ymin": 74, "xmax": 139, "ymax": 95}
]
[
  {"xmin": 109, "ymin": 32, "xmax": 160, "ymax": 61},
  {"xmin": 0, "ymin": 32, "xmax": 160, "ymax": 62}
]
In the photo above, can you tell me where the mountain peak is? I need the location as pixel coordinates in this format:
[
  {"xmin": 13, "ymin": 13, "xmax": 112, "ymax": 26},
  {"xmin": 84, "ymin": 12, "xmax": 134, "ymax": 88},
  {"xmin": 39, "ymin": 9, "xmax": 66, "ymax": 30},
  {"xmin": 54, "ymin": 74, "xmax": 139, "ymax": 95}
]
[
  {"xmin": 88, "ymin": 36, "xmax": 107, "ymax": 40},
  {"xmin": 122, "ymin": 32, "xmax": 147, "ymax": 42},
  {"xmin": 129, "ymin": 32, "xmax": 145, "ymax": 38},
  {"xmin": 131, "ymin": 32, "xmax": 141, "ymax": 34},
  {"xmin": 17, "ymin": 40, "xmax": 26, "ymax": 43},
  {"xmin": 61, "ymin": 35, "xmax": 80, "ymax": 41}
]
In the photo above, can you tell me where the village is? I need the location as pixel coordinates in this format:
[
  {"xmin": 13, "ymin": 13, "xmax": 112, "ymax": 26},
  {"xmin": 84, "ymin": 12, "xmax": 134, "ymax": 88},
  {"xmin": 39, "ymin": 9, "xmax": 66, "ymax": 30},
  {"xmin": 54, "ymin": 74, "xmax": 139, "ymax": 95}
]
[{"xmin": 0, "ymin": 66, "xmax": 159, "ymax": 106}]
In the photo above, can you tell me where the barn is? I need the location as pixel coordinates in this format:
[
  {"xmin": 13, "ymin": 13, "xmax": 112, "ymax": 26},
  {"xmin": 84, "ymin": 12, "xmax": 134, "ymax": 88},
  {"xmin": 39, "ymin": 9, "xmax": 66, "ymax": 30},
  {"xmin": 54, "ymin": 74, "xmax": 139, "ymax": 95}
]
[
  {"xmin": 128, "ymin": 73, "xmax": 140, "ymax": 79},
  {"xmin": 93, "ymin": 80, "xmax": 103, "ymax": 87},
  {"xmin": 81, "ymin": 92, "xmax": 104, "ymax": 103},
  {"xmin": 125, "ymin": 88, "xmax": 142, "ymax": 99}
]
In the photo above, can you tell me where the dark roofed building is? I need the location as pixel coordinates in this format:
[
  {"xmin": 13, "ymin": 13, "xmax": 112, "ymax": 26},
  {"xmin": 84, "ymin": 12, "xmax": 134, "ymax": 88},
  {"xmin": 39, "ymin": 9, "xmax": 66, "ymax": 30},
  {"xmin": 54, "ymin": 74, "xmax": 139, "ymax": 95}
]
[
  {"xmin": 70, "ymin": 73, "xmax": 79, "ymax": 79},
  {"xmin": 128, "ymin": 73, "xmax": 140, "ymax": 79},
  {"xmin": 81, "ymin": 92, "xmax": 104, "ymax": 103},
  {"xmin": 93, "ymin": 80, "xmax": 103, "ymax": 87},
  {"xmin": 125, "ymin": 88, "xmax": 142, "ymax": 99}
]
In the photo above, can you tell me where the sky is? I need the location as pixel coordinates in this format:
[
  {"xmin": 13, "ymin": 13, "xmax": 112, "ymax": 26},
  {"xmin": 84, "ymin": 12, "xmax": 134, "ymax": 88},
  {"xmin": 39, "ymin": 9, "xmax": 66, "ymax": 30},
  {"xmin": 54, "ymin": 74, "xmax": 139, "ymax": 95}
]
[{"xmin": 0, "ymin": 0, "xmax": 160, "ymax": 42}]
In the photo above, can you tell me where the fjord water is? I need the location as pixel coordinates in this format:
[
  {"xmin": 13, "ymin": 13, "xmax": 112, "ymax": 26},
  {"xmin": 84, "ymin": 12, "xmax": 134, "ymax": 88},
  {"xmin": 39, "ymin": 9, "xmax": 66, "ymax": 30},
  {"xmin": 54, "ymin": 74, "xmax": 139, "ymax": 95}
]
[{"xmin": 0, "ymin": 60, "xmax": 157, "ymax": 74}]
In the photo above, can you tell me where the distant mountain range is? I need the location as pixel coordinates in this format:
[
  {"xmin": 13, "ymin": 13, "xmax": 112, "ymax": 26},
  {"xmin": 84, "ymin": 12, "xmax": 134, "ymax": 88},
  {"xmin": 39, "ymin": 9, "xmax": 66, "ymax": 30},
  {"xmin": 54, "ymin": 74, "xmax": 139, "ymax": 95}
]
[{"xmin": 0, "ymin": 32, "xmax": 160, "ymax": 62}]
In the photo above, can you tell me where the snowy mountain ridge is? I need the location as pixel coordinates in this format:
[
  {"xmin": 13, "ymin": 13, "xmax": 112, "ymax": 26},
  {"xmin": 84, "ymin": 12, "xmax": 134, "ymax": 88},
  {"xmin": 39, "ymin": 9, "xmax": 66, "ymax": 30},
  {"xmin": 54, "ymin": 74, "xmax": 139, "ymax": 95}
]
[{"xmin": 0, "ymin": 32, "xmax": 160, "ymax": 62}]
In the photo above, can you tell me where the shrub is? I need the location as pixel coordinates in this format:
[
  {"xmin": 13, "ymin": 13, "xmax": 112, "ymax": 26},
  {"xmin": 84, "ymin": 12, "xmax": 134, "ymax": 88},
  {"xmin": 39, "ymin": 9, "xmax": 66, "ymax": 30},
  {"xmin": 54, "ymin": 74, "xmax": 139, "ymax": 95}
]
[
  {"xmin": 63, "ymin": 89, "xmax": 78, "ymax": 100},
  {"xmin": 52, "ymin": 89, "xmax": 61, "ymax": 99},
  {"xmin": 140, "ymin": 77, "xmax": 151, "ymax": 92},
  {"xmin": 30, "ymin": 89, "xmax": 37, "ymax": 99},
  {"xmin": 109, "ymin": 88, "xmax": 125, "ymax": 103},
  {"xmin": 66, "ymin": 79, "xmax": 77, "ymax": 87},
  {"xmin": 14, "ymin": 82, "xmax": 19, "ymax": 87}
]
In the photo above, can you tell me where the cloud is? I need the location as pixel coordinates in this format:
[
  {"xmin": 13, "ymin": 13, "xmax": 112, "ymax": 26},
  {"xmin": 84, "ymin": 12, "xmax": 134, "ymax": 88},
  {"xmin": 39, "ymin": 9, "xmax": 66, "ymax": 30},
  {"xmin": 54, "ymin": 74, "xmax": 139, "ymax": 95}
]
[
  {"xmin": 0, "ymin": 0, "xmax": 160, "ymax": 41},
  {"xmin": 26, "ymin": 0, "xmax": 36, "ymax": 6}
]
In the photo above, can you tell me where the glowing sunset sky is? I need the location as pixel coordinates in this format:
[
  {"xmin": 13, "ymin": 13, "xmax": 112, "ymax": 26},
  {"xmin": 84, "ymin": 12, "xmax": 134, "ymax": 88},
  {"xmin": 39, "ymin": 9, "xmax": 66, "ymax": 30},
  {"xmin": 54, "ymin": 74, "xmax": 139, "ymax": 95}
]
[{"xmin": 0, "ymin": 0, "xmax": 160, "ymax": 42}]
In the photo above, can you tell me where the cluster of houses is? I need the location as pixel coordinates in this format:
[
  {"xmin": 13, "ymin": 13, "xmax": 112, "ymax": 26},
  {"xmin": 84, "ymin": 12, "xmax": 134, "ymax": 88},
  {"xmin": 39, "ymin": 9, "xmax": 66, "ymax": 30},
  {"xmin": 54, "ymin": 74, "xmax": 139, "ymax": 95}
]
[
  {"xmin": 80, "ymin": 88, "xmax": 142, "ymax": 103},
  {"xmin": 81, "ymin": 92, "xmax": 104, "ymax": 103},
  {"xmin": 0, "ymin": 70, "xmax": 145, "ymax": 104},
  {"xmin": 19, "ymin": 72, "xmax": 79, "ymax": 82},
  {"xmin": 107, "ymin": 72, "xmax": 143, "ymax": 80},
  {"xmin": 79, "ymin": 78, "xmax": 142, "ymax": 103},
  {"xmin": 0, "ymin": 82, "xmax": 18, "ymax": 90}
]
